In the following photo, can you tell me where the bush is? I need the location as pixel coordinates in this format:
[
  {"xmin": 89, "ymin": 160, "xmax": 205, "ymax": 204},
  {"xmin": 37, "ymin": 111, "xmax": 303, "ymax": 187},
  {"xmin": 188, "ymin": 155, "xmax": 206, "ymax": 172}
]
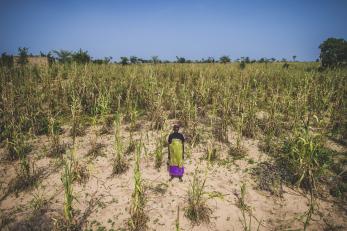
[
  {"xmin": 319, "ymin": 38, "xmax": 347, "ymax": 68},
  {"xmin": 219, "ymin": 56, "xmax": 230, "ymax": 64},
  {"xmin": 239, "ymin": 61, "xmax": 246, "ymax": 70},
  {"xmin": 282, "ymin": 127, "xmax": 332, "ymax": 189},
  {"xmin": 17, "ymin": 47, "xmax": 29, "ymax": 65},
  {"xmin": 0, "ymin": 52, "xmax": 14, "ymax": 67},
  {"xmin": 72, "ymin": 49, "xmax": 91, "ymax": 64}
]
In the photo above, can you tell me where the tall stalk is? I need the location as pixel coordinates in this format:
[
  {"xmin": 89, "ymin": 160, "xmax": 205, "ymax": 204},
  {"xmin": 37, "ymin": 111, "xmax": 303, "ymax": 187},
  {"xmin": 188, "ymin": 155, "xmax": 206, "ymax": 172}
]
[
  {"xmin": 62, "ymin": 149, "xmax": 74, "ymax": 225},
  {"xmin": 129, "ymin": 143, "xmax": 148, "ymax": 230},
  {"xmin": 113, "ymin": 113, "xmax": 128, "ymax": 174}
]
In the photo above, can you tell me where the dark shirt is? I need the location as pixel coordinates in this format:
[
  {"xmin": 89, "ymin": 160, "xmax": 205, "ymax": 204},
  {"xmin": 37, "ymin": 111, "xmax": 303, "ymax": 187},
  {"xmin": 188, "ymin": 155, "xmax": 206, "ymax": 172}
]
[{"xmin": 168, "ymin": 132, "xmax": 185, "ymax": 144}]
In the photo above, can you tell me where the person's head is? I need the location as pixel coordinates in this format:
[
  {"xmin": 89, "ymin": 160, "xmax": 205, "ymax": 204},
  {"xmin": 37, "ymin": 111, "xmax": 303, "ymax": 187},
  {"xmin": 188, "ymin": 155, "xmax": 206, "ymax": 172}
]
[{"xmin": 173, "ymin": 124, "xmax": 180, "ymax": 132}]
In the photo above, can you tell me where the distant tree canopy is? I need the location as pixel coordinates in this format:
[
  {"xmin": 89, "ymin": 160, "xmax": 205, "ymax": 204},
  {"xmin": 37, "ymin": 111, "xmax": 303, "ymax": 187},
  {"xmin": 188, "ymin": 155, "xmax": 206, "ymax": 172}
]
[
  {"xmin": 9, "ymin": 43, "xmax": 347, "ymax": 67},
  {"xmin": 0, "ymin": 53, "xmax": 14, "ymax": 67},
  {"xmin": 319, "ymin": 38, "xmax": 347, "ymax": 68},
  {"xmin": 17, "ymin": 47, "xmax": 29, "ymax": 65},
  {"xmin": 72, "ymin": 49, "xmax": 91, "ymax": 64},
  {"xmin": 176, "ymin": 56, "xmax": 186, "ymax": 63},
  {"xmin": 239, "ymin": 60, "xmax": 246, "ymax": 69},
  {"xmin": 52, "ymin": 49, "xmax": 91, "ymax": 64},
  {"xmin": 258, "ymin": 58, "xmax": 268, "ymax": 63},
  {"xmin": 130, "ymin": 56, "xmax": 139, "ymax": 64},
  {"xmin": 53, "ymin": 50, "xmax": 72, "ymax": 63},
  {"xmin": 206, "ymin": 57, "xmax": 215, "ymax": 63},
  {"xmin": 0, "ymin": 46, "xmax": 294, "ymax": 66},
  {"xmin": 120, "ymin": 57, "xmax": 129, "ymax": 65},
  {"xmin": 151, "ymin": 56, "xmax": 160, "ymax": 64},
  {"xmin": 93, "ymin": 57, "xmax": 112, "ymax": 64},
  {"xmin": 219, "ymin": 56, "xmax": 230, "ymax": 63}
]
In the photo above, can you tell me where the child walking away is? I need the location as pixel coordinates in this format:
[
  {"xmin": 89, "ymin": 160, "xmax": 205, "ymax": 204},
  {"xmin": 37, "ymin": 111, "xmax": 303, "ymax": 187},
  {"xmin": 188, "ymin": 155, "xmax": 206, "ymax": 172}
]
[{"xmin": 168, "ymin": 124, "xmax": 185, "ymax": 182}]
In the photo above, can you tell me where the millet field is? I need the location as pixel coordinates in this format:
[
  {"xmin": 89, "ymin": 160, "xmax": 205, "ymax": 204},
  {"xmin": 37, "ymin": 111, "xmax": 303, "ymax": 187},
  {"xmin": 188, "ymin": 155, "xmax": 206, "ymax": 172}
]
[{"xmin": 0, "ymin": 62, "xmax": 346, "ymax": 230}]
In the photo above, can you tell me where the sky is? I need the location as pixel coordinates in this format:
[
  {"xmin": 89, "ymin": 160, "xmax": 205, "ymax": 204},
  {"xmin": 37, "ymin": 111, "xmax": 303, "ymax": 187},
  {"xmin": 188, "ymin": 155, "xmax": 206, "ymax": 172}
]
[{"xmin": 0, "ymin": 0, "xmax": 346, "ymax": 61}]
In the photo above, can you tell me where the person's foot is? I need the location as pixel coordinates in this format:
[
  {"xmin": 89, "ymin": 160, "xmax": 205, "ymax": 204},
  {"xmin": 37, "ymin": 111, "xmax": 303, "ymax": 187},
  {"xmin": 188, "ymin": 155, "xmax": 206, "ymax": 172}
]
[
  {"xmin": 179, "ymin": 177, "xmax": 183, "ymax": 182},
  {"xmin": 169, "ymin": 176, "xmax": 174, "ymax": 181}
]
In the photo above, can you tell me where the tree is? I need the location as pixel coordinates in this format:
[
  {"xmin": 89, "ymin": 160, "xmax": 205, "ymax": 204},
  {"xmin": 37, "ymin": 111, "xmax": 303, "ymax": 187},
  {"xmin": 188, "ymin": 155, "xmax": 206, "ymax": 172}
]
[
  {"xmin": 240, "ymin": 61, "xmax": 246, "ymax": 70},
  {"xmin": 292, "ymin": 55, "xmax": 297, "ymax": 62},
  {"xmin": 17, "ymin": 47, "xmax": 29, "ymax": 65},
  {"xmin": 258, "ymin": 57, "xmax": 266, "ymax": 63},
  {"xmin": 47, "ymin": 52, "xmax": 55, "ymax": 65},
  {"xmin": 206, "ymin": 57, "xmax": 215, "ymax": 63},
  {"xmin": 176, "ymin": 56, "xmax": 186, "ymax": 63},
  {"xmin": 130, "ymin": 56, "xmax": 138, "ymax": 64},
  {"xmin": 104, "ymin": 56, "xmax": 112, "ymax": 64},
  {"xmin": 120, "ymin": 57, "xmax": 129, "ymax": 65},
  {"xmin": 240, "ymin": 56, "xmax": 251, "ymax": 63},
  {"xmin": 219, "ymin": 56, "xmax": 230, "ymax": 64},
  {"xmin": 93, "ymin": 59, "xmax": 104, "ymax": 64},
  {"xmin": 151, "ymin": 56, "xmax": 160, "ymax": 64},
  {"xmin": 72, "ymin": 49, "xmax": 91, "ymax": 64},
  {"xmin": 53, "ymin": 50, "xmax": 72, "ymax": 63},
  {"xmin": 0, "ymin": 52, "xmax": 14, "ymax": 67},
  {"xmin": 319, "ymin": 38, "xmax": 347, "ymax": 67},
  {"xmin": 93, "ymin": 57, "xmax": 112, "ymax": 65}
]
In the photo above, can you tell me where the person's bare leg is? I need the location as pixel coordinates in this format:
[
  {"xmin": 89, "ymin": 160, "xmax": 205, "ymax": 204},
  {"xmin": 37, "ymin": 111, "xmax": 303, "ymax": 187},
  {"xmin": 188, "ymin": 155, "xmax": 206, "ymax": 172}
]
[
  {"xmin": 169, "ymin": 176, "xmax": 174, "ymax": 181},
  {"xmin": 179, "ymin": 176, "xmax": 183, "ymax": 182}
]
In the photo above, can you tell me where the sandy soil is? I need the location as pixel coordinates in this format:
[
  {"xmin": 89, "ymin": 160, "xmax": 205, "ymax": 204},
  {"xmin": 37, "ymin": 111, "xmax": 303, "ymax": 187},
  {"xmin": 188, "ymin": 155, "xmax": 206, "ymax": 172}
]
[{"xmin": 0, "ymin": 119, "xmax": 346, "ymax": 231}]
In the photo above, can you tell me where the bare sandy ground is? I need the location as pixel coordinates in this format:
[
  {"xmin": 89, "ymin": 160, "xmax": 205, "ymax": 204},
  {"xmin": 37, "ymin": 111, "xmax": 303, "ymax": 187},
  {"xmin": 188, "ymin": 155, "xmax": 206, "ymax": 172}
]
[{"xmin": 0, "ymin": 119, "xmax": 346, "ymax": 231}]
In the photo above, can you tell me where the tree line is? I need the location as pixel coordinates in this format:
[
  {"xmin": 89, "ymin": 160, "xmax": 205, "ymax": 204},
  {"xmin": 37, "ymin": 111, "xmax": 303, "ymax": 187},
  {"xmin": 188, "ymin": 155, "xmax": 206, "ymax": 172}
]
[
  {"xmin": 1, "ymin": 38, "xmax": 346, "ymax": 68},
  {"xmin": 0, "ymin": 49, "xmax": 295, "ymax": 66}
]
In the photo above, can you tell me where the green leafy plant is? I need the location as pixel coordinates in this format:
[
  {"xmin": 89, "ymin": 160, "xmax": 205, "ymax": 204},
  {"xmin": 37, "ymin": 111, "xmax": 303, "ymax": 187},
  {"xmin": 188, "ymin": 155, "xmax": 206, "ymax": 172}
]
[
  {"xmin": 112, "ymin": 114, "xmax": 129, "ymax": 174},
  {"xmin": 282, "ymin": 121, "xmax": 332, "ymax": 230},
  {"xmin": 8, "ymin": 134, "xmax": 37, "ymax": 193},
  {"xmin": 87, "ymin": 116, "xmax": 105, "ymax": 158},
  {"xmin": 176, "ymin": 205, "xmax": 180, "ymax": 231},
  {"xmin": 29, "ymin": 188, "xmax": 48, "ymax": 213},
  {"xmin": 154, "ymin": 138, "xmax": 164, "ymax": 170},
  {"xmin": 283, "ymin": 126, "xmax": 331, "ymax": 189},
  {"xmin": 128, "ymin": 143, "xmax": 148, "ymax": 231},
  {"xmin": 236, "ymin": 183, "xmax": 261, "ymax": 231},
  {"xmin": 17, "ymin": 47, "xmax": 29, "ymax": 65},
  {"xmin": 204, "ymin": 141, "xmax": 219, "ymax": 163},
  {"xmin": 62, "ymin": 150, "xmax": 75, "ymax": 225},
  {"xmin": 185, "ymin": 168, "xmax": 221, "ymax": 225},
  {"xmin": 48, "ymin": 116, "xmax": 66, "ymax": 157}
]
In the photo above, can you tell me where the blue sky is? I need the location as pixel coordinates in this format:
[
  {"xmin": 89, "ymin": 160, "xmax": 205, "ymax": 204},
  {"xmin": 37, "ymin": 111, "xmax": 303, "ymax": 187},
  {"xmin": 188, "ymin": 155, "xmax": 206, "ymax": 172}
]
[{"xmin": 1, "ymin": 0, "xmax": 346, "ymax": 61}]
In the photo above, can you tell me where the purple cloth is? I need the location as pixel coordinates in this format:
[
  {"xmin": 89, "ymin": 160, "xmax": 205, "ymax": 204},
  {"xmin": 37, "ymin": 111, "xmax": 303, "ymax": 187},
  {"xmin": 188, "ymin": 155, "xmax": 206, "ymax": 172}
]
[{"xmin": 169, "ymin": 166, "xmax": 184, "ymax": 177}]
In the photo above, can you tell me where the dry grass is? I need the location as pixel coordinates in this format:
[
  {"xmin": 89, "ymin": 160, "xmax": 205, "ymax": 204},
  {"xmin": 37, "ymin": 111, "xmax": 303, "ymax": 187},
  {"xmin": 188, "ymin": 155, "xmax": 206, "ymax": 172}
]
[{"xmin": 0, "ymin": 62, "xmax": 346, "ymax": 230}]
